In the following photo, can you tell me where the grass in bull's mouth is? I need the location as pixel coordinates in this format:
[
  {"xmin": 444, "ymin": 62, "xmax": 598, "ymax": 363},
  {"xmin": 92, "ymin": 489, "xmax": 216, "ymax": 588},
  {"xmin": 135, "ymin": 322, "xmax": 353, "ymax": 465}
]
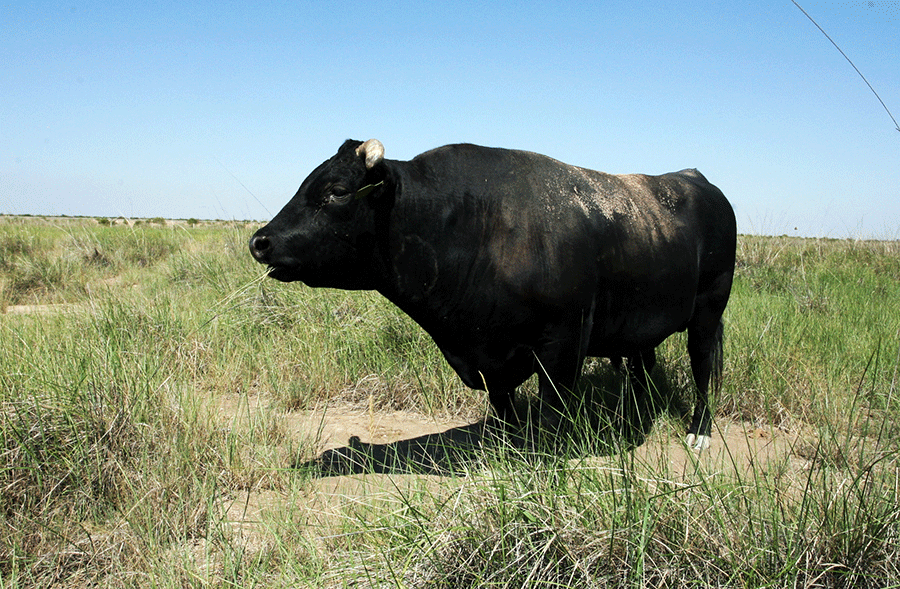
[{"xmin": 1, "ymin": 216, "xmax": 899, "ymax": 587}]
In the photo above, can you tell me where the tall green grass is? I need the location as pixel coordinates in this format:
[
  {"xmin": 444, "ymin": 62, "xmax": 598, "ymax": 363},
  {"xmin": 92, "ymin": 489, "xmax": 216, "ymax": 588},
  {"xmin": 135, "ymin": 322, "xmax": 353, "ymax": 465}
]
[
  {"xmin": 1, "ymin": 217, "xmax": 898, "ymax": 587},
  {"xmin": 720, "ymin": 236, "xmax": 900, "ymax": 428}
]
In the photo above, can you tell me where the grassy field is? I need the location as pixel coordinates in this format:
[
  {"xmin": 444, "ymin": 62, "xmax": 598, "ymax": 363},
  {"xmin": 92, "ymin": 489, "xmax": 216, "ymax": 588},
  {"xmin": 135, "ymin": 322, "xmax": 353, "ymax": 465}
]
[{"xmin": 1, "ymin": 215, "xmax": 899, "ymax": 587}]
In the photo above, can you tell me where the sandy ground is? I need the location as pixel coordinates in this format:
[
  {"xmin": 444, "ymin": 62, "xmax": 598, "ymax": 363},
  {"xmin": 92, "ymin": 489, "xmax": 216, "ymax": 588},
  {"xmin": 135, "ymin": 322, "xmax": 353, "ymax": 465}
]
[{"xmin": 209, "ymin": 389, "xmax": 807, "ymax": 559}]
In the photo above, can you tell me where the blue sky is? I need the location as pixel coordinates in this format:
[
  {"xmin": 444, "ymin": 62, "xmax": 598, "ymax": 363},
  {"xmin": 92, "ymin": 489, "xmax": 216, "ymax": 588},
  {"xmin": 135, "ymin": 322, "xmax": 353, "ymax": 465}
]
[{"xmin": 1, "ymin": 1, "xmax": 898, "ymax": 238}]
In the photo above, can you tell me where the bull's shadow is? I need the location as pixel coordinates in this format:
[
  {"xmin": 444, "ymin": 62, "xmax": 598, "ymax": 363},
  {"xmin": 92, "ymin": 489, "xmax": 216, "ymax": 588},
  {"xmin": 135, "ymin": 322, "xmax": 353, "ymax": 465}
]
[{"xmin": 296, "ymin": 359, "xmax": 691, "ymax": 477}]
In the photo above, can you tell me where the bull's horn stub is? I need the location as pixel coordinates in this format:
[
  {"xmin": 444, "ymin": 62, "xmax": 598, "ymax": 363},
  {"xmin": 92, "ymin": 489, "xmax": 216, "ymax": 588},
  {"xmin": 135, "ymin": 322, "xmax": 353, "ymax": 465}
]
[{"xmin": 356, "ymin": 139, "xmax": 385, "ymax": 169}]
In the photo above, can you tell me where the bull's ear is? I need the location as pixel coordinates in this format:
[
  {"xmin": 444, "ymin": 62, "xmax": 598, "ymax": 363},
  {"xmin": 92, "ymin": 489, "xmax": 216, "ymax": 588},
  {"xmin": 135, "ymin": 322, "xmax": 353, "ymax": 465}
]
[{"xmin": 355, "ymin": 139, "xmax": 384, "ymax": 170}]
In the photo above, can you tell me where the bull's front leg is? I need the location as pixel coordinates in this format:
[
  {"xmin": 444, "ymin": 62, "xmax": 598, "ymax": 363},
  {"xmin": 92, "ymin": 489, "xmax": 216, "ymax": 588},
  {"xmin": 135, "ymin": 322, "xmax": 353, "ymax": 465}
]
[{"xmin": 487, "ymin": 386, "xmax": 518, "ymax": 426}]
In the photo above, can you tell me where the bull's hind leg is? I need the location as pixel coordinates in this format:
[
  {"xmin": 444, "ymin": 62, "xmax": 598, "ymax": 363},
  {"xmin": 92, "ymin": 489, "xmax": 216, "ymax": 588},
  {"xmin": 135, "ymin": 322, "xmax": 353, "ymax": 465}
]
[
  {"xmin": 685, "ymin": 319, "xmax": 724, "ymax": 450},
  {"xmin": 619, "ymin": 348, "xmax": 656, "ymax": 442}
]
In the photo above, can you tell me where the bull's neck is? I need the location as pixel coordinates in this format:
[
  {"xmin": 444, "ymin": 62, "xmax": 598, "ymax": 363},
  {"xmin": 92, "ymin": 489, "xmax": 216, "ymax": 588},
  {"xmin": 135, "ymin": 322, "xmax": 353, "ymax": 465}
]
[{"xmin": 371, "ymin": 165, "xmax": 466, "ymax": 334}]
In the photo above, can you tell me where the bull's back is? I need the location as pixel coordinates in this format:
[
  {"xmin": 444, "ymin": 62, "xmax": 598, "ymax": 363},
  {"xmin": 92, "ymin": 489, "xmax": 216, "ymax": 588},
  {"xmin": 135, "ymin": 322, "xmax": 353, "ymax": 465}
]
[{"xmin": 409, "ymin": 145, "xmax": 733, "ymax": 321}]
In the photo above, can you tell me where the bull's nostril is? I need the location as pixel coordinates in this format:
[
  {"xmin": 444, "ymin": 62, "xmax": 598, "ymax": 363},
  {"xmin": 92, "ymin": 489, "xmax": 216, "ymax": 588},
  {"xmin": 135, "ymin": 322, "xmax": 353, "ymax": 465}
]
[{"xmin": 250, "ymin": 235, "xmax": 271, "ymax": 260}]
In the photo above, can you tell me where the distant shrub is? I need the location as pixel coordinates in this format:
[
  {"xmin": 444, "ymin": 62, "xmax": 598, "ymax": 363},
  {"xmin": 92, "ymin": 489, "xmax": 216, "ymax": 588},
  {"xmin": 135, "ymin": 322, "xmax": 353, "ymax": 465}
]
[{"xmin": 97, "ymin": 217, "xmax": 111, "ymax": 226}]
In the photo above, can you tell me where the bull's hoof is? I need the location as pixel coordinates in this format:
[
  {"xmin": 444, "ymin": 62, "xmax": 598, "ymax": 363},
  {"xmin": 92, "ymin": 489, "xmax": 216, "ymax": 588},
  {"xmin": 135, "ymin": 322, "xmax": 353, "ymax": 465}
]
[{"xmin": 685, "ymin": 433, "xmax": 711, "ymax": 451}]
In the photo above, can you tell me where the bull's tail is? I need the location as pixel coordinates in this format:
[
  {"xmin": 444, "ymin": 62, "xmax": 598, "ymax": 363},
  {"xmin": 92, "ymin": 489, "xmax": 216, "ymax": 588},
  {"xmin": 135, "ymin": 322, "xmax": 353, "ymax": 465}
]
[{"xmin": 710, "ymin": 319, "xmax": 724, "ymax": 393}]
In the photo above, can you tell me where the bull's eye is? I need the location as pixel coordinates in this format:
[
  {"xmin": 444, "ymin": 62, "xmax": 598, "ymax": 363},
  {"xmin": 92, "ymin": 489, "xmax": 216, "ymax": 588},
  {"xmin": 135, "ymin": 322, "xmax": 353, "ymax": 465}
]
[{"xmin": 326, "ymin": 185, "xmax": 352, "ymax": 205}]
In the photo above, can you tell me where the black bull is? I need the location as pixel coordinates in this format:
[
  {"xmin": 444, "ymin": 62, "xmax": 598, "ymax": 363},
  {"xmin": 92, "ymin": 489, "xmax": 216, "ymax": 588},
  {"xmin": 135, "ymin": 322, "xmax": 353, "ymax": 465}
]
[{"xmin": 249, "ymin": 139, "xmax": 736, "ymax": 450}]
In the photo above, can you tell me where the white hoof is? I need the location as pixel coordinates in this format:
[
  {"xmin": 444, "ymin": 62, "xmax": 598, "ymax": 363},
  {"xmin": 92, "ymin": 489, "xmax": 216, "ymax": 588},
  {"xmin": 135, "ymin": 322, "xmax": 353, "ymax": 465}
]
[{"xmin": 685, "ymin": 433, "xmax": 711, "ymax": 451}]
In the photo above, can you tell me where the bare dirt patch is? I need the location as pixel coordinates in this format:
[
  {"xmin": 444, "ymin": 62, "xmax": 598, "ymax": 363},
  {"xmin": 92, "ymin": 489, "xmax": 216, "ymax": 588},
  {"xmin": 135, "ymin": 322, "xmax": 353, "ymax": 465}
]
[
  {"xmin": 205, "ymin": 390, "xmax": 807, "ymax": 563},
  {"xmin": 211, "ymin": 392, "xmax": 473, "ymax": 454},
  {"xmin": 633, "ymin": 420, "xmax": 805, "ymax": 479}
]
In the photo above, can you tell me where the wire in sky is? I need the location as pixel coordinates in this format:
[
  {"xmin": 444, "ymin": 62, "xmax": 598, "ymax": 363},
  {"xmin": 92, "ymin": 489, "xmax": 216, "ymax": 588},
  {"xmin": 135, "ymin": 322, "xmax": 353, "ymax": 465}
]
[
  {"xmin": 791, "ymin": 0, "xmax": 900, "ymax": 133},
  {"xmin": 214, "ymin": 157, "xmax": 272, "ymax": 217}
]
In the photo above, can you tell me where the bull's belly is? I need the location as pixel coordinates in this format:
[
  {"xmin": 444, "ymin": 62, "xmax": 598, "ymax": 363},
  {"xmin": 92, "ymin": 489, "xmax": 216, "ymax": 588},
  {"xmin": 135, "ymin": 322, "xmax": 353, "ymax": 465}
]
[
  {"xmin": 586, "ymin": 303, "xmax": 692, "ymax": 357},
  {"xmin": 436, "ymin": 336, "xmax": 536, "ymax": 391}
]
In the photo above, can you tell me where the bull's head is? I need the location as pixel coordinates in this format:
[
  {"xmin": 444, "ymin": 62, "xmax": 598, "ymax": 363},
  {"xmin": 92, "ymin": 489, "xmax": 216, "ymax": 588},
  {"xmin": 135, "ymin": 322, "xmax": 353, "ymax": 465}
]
[{"xmin": 249, "ymin": 139, "xmax": 386, "ymax": 288}]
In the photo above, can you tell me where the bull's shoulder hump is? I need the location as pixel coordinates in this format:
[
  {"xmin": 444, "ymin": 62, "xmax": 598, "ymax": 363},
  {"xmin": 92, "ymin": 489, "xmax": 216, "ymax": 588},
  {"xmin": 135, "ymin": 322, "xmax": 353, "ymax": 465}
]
[
  {"xmin": 412, "ymin": 143, "xmax": 516, "ymax": 162},
  {"xmin": 412, "ymin": 143, "xmax": 581, "ymax": 170}
]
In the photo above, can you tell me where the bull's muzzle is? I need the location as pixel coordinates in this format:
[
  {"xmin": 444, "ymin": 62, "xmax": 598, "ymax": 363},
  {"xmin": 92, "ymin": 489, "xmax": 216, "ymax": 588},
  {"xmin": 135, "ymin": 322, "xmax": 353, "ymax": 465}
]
[{"xmin": 249, "ymin": 234, "xmax": 272, "ymax": 263}]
